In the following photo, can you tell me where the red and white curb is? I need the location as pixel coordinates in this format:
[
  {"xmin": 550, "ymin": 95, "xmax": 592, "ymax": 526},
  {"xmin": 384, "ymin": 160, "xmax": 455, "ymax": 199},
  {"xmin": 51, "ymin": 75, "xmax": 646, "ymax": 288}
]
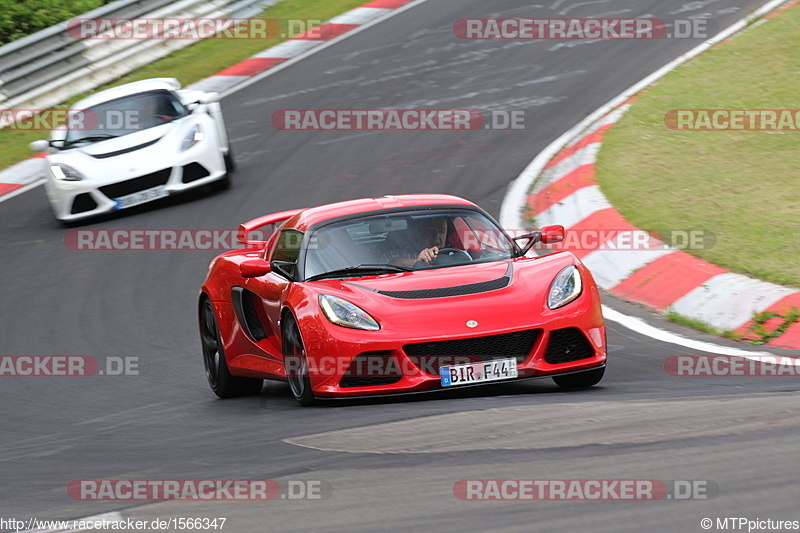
[
  {"xmin": 525, "ymin": 103, "xmax": 800, "ymax": 349},
  {"xmin": 0, "ymin": 153, "xmax": 46, "ymax": 201},
  {"xmin": 0, "ymin": 0, "xmax": 423, "ymax": 201},
  {"xmin": 186, "ymin": 0, "xmax": 419, "ymax": 94},
  {"xmin": 501, "ymin": 0, "xmax": 799, "ymax": 349}
]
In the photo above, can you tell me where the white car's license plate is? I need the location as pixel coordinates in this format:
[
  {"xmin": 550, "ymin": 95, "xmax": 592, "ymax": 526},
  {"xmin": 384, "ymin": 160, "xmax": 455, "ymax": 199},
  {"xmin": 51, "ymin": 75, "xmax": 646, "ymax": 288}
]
[
  {"xmin": 440, "ymin": 358, "xmax": 518, "ymax": 387},
  {"xmin": 114, "ymin": 186, "xmax": 169, "ymax": 210}
]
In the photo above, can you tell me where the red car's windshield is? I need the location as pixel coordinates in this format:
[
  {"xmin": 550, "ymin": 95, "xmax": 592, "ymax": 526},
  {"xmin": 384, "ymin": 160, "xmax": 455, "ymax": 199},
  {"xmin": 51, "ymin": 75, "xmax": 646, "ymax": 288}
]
[{"xmin": 303, "ymin": 210, "xmax": 517, "ymax": 280}]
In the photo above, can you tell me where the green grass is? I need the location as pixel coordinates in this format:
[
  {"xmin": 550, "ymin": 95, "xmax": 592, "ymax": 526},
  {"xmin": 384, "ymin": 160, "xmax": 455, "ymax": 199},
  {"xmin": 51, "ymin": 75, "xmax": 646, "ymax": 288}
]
[
  {"xmin": 0, "ymin": 0, "xmax": 366, "ymax": 169},
  {"xmin": 665, "ymin": 306, "xmax": 800, "ymax": 345},
  {"xmin": 739, "ymin": 306, "xmax": 800, "ymax": 344},
  {"xmin": 0, "ymin": 0, "xmax": 113, "ymax": 45},
  {"xmin": 663, "ymin": 311, "xmax": 732, "ymax": 338},
  {"xmin": 596, "ymin": 6, "xmax": 800, "ymax": 288}
]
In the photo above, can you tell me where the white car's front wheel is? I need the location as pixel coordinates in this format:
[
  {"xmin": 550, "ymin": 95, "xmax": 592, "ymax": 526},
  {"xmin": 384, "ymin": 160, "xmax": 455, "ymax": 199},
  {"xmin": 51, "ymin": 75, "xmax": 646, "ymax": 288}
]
[{"xmin": 211, "ymin": 146, "xmax": 234, "ymax": 192}]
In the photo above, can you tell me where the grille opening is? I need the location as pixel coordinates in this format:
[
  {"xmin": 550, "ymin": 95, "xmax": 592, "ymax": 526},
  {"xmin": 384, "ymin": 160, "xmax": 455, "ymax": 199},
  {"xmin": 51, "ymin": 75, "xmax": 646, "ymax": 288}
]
[
  {"xmin": 404, "ymin": 329, "xmax": 540, "ymax": 375},
  {"xmin": 545, "ymin": 328, "xmax": 595, "ymax": 364},
  {"xmin": 99, "ymin": 168, "xmax": 171, "ymax": 199},
  {"xmin": 181, "ymin": 163, "xmax": 210, "ymax": 183},
  {"xmin": 70, "ymin": 193, "xmax": 97, "ymax": 214},
  {"xmin": 340, "ymin": 351, "xmax": 403, "ymax": 388}
]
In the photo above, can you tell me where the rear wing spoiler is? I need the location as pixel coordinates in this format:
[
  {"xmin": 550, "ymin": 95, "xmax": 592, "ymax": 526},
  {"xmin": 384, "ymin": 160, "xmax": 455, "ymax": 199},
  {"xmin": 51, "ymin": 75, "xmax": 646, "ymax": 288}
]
[{"xmin": 237, "ymin": 209, "xmax": 303, "ymax": 246}]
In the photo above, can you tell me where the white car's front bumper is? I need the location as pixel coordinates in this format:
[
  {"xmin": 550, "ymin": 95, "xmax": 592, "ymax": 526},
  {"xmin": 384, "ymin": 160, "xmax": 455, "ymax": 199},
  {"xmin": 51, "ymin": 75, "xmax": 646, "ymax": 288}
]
[{"xmin": 44, "ymin": 118, "xmax": 228, "ymax": 223}]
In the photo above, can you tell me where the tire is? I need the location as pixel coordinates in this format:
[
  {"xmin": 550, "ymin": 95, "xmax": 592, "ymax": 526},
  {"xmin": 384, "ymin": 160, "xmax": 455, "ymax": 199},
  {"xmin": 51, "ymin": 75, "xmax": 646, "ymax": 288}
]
[
  {"xmin": 200, "ymin": 299, "xmax": 262, "ymax": 398},
  {"xmin": 282, "ymin": 314, "xmax": 316, "ymax": 406},
  {"xmin": 209, "ymin": 147, "xmax": 234, "ymax": 192},
  {"xmin": 552, "ymin": 366, "xmax": 605, "ymax": 389},
  {"xmin": 58, "ymin": 217, "xmax": 80, "ymax": 228},
  {"xmin": 224, "ymin": 145, "xmax": 236, "ymax": 173},
  {"xmin": 210, "ymin": 173, "xmax": 231, "ymax": 192}
]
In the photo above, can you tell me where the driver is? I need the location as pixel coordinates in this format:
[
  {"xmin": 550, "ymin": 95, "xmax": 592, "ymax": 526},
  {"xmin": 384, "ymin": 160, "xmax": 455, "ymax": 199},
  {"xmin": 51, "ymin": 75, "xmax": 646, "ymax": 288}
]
[{"xmin": 382, "ymin": 216, "xmax": 448, "ymax": 268}]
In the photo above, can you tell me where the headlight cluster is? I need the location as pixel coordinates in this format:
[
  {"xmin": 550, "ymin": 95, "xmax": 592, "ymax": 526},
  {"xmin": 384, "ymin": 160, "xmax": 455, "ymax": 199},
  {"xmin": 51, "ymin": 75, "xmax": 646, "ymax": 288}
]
[
  {"xmin": 50, "ymin": 164, "xmax": 84, "ymax": 181},
  {"xmin": 180, "ymin": 125, "xmax": 204, "ymax": 152},
  {"xmin": 548, "ymin": 265, "xmax": 583, "ymax": 309},
  {"xmin": 317, "ymin": 268, "xmax": 580, "ymax": 330},
  {"xmin": 319, "ymin": 295, "xmax": 380, "ymax": 331}
]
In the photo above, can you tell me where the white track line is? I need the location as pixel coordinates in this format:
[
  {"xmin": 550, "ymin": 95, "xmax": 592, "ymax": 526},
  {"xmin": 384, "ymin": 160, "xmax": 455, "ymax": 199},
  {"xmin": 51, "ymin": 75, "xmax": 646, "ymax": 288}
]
[
  {"xmin": 0, "ymin": 178, "xmax": 45, "ymax": 203},
  {"xmin": 501, "ymin": 0, "xmax": 791, "ymax": 352},
  {"xmin": 602, "ymin": 306, "xmax": 771, "ymax": 357}
]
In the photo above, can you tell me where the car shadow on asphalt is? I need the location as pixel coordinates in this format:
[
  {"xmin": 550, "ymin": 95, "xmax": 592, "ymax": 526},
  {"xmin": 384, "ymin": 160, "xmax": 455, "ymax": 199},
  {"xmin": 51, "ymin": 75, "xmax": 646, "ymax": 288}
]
[{"xmin": 254, "ymin": 379, "xmax": 603, "ymax": 409}]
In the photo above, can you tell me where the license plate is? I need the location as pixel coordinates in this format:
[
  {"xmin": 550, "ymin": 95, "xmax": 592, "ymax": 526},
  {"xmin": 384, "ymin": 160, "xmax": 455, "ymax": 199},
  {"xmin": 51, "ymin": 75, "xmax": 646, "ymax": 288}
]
[
  {"xmin": 113, "ymin": 186, "xmax": 168, "ymax": 210},
  {"xmin": 440, "ymin": 358, "xmax": 518, "ymax": 387}
]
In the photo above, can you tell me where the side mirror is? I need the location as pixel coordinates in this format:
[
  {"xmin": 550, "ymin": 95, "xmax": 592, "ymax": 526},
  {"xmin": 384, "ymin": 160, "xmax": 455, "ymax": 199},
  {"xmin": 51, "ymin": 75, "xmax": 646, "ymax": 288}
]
[
  {"xmin": 540, "ymin": 225, "xmax": 565, "ymax": 244},
  {"xmin": 198, "ymin": 92, "xmax": 219, "ymax": 104},
  {"xmin": 30, "ymin": 140, "xmax": 50, "ymax": 152},
  {"xmin": 271, "ymin": 260, "xmax": 296, "ymax": 281},
  {"xmin": 513, "ymin": 225, "xmax": 565, "ymax": 254},
  {"xmin": 240, "ymin": 259, "xmax": 271, "ymax": 278}
]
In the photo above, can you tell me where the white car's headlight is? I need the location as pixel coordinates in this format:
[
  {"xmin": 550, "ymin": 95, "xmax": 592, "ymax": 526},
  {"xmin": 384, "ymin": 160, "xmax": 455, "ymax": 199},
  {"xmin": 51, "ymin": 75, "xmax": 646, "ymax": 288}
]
[
  {"xmin": 180, "ymin": 125, "xmax": 204, "ymax": 152},
  {"xmin": 319, "ymin": 295, "xmax": 380, "ymax": 331},
  {"xmin": 547, "ymin": 265, "xmax": 583, "ymax": 309},
  {"xmin": 50, "ymin": 163, "xmax": 85, "ymax": 181}
]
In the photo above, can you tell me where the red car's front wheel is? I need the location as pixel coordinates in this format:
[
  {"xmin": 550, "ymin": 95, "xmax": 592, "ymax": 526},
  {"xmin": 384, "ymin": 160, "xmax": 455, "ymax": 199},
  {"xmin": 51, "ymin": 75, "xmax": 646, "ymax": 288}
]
[
  {"xmin": 282, "ymin": 314, "xmax": 316, "ymax": 406},
  {"xmin": 552, "ymin": 366, "xmax": 605, "ymax": 389}
]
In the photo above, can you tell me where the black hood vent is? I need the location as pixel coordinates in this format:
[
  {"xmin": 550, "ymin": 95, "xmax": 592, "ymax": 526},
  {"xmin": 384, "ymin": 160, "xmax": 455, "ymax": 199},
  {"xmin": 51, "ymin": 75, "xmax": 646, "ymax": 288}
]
[
  {"xmin": 89, "ymin": 137, "xmax": 160, "ymax": 159},
  {"xmin": 351, "ymin": 263, "xmax": 512, "ymax": 299}
]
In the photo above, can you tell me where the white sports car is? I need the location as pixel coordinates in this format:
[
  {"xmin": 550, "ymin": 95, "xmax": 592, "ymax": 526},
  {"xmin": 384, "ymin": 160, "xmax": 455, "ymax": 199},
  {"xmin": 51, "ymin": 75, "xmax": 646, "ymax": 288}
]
[{"xmin": 30, "ymin": 78, "xmax": 233, "ymax": 223}]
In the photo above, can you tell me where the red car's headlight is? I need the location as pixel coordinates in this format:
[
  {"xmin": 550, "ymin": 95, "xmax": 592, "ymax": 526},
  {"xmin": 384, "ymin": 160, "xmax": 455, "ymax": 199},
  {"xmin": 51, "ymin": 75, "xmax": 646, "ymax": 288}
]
[
  {"xmin": 548, "ymin": 265, "xmax": 583, "ymax": 309},
  {"xmin": 319, "ymin": 294, "xmax": 380, "ymax": 331}
]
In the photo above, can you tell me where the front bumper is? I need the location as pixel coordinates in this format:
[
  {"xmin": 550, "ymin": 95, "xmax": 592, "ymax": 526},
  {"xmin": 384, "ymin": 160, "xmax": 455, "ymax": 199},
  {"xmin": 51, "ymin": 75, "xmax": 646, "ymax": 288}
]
[
  {"xmin": 301, "ymin": 304, "xmax": 606, "ymax": 398},
  {"xmin": 314, "ymin": 363, "xmax": 607, "ymax": 402},
  {"xmin": 45, "ymin": 137, "xmax": 227, "ymax": 222}
]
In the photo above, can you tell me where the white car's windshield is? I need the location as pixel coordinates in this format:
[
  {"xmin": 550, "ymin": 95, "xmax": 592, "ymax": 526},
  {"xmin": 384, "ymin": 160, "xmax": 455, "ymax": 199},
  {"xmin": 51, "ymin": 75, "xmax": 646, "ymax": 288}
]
[
  {"xmin": 65, "ymin": 90, "xmax": 189, "ymax": 146},
  {"xmin": 303, "ymin": 210, "xmax": 517, "ymax": 280}
]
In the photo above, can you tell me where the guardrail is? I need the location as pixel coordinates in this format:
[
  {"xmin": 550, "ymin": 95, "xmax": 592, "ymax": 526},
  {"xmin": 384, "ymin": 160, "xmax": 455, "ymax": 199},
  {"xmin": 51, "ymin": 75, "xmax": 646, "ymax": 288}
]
[{"xmin": 0, "ymin": 0, "xmax": 276, "ymax": 111}]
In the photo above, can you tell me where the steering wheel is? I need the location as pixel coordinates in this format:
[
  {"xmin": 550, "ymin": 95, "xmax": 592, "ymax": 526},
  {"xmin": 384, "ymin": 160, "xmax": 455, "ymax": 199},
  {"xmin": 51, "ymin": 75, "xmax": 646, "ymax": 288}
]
[{"xmin": 431, "ymin": 247, "xmax": 472, "ymax": 265}]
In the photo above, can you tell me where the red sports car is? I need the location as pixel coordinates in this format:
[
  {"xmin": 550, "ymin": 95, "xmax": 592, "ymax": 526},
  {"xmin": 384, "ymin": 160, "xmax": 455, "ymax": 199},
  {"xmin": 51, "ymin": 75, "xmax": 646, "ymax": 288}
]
[{"xmin": 198, "ymin": 194, "xmax": 606, "ymax": 405}]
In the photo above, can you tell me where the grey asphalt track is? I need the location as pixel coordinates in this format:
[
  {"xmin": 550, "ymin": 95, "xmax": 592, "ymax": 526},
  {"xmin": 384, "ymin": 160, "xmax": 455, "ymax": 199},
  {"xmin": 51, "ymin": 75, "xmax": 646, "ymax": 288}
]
[{"xmin": 1, "ymin": 1, "xmax": 798, "ymax": 531}]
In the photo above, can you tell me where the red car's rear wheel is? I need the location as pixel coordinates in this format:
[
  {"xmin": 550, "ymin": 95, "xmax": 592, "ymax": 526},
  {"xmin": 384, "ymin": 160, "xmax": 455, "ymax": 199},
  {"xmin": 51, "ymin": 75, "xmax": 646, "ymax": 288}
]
[{"xmin": 200, "ymin": 299, "xmax": 262, "ymax": 398}]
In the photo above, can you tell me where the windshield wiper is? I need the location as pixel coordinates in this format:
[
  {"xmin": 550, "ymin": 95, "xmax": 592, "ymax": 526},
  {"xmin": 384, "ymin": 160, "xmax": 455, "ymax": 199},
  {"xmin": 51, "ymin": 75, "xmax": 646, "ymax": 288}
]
[
  {"xmin": 65, "ymin": 134, "xmax": 120, "ymax": 147},
  {"xmin": 307, "ymin": 263, "xmax": 411, "ymax": 281}
]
